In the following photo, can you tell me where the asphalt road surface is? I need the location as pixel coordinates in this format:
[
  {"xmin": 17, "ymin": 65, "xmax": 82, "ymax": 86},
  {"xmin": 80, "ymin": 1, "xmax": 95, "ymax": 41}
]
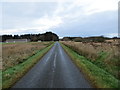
[{"xmin": 12, "ymin": 42, "xmax": 91, "ymax": 88}]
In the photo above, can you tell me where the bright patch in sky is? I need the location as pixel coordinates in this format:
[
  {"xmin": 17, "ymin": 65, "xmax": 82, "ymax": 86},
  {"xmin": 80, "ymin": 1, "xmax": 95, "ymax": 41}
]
[{"xmin": 0, "ymin": 0, "xmax": 118, "ymax": 37}]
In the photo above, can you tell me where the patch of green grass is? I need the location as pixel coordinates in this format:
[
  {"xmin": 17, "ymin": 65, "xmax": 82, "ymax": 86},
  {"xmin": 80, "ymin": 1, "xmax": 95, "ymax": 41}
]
[
  {"xmin": 97, "ymin": 51, "xmax": 109, "ymax": 61},
  {"xmin": 0, "ymin": 70, "xmax": 2, "ymax": 89},
  {"xmin": 90, "ymin": 51, "xmax": 109, "ymax": 70},
  {"xmin": 61, "ymin": 43, "xmax": 119, "ymax": 88},
  {"xmin": 2, "ymin": 43, "xmax": 54, "ymax": 89}
]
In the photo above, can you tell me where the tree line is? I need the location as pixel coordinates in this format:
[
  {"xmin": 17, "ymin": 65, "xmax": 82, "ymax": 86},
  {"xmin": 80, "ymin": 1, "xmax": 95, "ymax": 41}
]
[
  {"xmin": 62, "ymin": 36, "xmax": 119, "ymax": 43},
  {"xmin": 0, "ymin": 32, "xmax": 59, "ymax": 42}
]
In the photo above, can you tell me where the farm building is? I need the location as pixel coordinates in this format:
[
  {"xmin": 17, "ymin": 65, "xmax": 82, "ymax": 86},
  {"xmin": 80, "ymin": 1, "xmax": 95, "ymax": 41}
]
[{"xmin": 5, "ymin": 39, "xmax": 30, "ymax": 43}]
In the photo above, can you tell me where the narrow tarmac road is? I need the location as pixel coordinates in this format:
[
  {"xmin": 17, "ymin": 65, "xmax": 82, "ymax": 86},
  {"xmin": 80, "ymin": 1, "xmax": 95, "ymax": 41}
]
[{"xmin": 12, "ymin": 42, "xmax": 91, "ymax": 88}]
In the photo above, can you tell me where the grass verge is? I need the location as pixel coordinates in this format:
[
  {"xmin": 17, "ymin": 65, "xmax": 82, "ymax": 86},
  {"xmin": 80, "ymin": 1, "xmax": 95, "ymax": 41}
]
[
  {"xmin": 2, "ymin": 43, "xmax": 54, "ymax": 89},
  {"xmin": 0, "ymin": 70, "xmax": 2, "ymax": 89},
  {"xmin": 61, "ymin": 43, "xmax": 119, "ymax": 88}
]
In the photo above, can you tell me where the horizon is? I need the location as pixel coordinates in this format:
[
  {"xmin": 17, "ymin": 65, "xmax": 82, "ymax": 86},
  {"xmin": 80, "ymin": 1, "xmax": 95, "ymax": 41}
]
[
  {"xmin": 0, "ymin": 0, "xmax": 118, "ymax": 38},
  {"xmin": 1, "ymin": 31, "xmax": 119, "ymax": 39}
]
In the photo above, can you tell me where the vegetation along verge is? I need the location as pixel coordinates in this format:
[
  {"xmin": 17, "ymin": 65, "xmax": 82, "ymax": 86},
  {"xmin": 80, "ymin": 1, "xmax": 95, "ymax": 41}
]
[
  {"xmin": 2, "ymin": 42, "xmax": 54, "ymax": 89},
  {"xmin": 61, "ymin": 42, "xmax": 119, "ymax": 88}
]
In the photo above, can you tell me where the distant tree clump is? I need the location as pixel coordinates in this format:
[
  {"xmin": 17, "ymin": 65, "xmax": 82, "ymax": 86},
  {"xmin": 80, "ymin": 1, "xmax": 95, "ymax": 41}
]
[
  {"xmin": 73, "ymin": 37, "xmax": 83, "ymax": 42},
  {"xmin": 62, "ymin": 36, "xmax": 119, "ymax": 43},
  {"xmin": 43, "ymin": 32, "xmax": 59, "ymax": 41},
  {"xmin": 1, "ymin": 32, "xmax": 59, "ymax": 42}
]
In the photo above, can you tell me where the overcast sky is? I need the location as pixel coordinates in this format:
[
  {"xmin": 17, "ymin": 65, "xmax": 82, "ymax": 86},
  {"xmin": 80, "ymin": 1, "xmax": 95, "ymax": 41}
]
[{"xmin": 0, "ymin": 0, "xmax": 118, "ymax": 38}]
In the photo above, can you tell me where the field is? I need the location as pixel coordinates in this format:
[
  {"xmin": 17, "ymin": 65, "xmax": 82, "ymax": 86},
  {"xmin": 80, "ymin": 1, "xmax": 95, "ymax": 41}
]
[
  {"xmin": 61, "ymin": 40, "xmax": 119, "ymax": 88},
  {"xmin": 2, "ymin": 42, "xmax": 52, "ymax": 70},
  {"xmin": 2, "ymin": 42, "xmax": 54, "ymax": 88}
]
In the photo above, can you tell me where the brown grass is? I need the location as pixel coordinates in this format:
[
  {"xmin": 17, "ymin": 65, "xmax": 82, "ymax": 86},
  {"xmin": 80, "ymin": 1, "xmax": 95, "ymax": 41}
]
[
  {"xmin": 2, "ymin": 42, "xmax": 51, "ymax": 70},
  {"xmin": 61, "ymin": 40, "xmax": 119, "ymax": 79}
]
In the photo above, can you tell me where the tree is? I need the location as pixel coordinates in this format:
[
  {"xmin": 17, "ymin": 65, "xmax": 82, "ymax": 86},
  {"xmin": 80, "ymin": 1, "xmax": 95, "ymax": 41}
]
[{"xmin": 1, "ymin": 32, "xmax": 59, "ymax": 42}]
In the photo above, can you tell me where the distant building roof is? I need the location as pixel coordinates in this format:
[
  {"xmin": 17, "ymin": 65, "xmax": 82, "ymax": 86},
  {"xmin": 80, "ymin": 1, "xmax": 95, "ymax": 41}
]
[{"xmin": 6, "ymin": 39, "xmax": 30, "ymax": 43}]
